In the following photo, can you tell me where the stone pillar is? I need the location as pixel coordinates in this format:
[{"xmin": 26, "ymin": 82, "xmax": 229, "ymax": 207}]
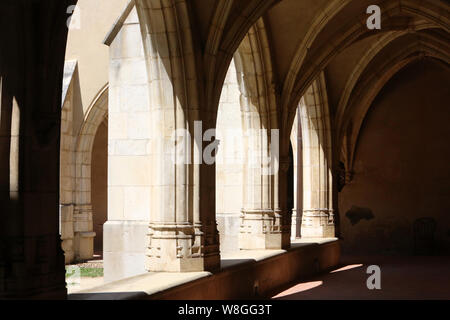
[
  {"xmin": 232, "ymin": 21, "xmax": 284, "ymax": 250},
  {"xmin": 278, "ymin": 156, "xmax": 294, "ymax": 248},
  {"xmin": 60, "ymin": 204, "xmax": 75, "ymax": 263},
  {"xmin": 240, "ymin": 127, "xmax": 282, "ymax": 249},
  {"xmin": 103, "ymin": 7, "xmax": 152, "ymax": 282},
  {"xmin": 0, "ymin": 1, "xmax": 71, "ymax": 298},
  {"xmin": 290, "ymin": 108, "xmax": 301, "ymax": 240},
  {"xmin": 73, "ymin": 205, "xmax": 95, "ymax": 261},
  {"xmin": 60, "ymin": 70, "xmax": 76, "ymax": 264},
  {"xmin": 145, "ymin": 116, "xmax": 220, "ymax": 272},
  {"xmin": 105, "ymin": 4, "xmax": 220, "ymax": 279},
  {"xmin": 300, "ymin": 75, "xmax": 335, "ymax": 238},
  {"xmin": 134, "ymin": 0, "xmax": 221, "ymax": 273},
  {"xmin": 291, "ymin": 174, "xmax": 299, "ymax": 239}
]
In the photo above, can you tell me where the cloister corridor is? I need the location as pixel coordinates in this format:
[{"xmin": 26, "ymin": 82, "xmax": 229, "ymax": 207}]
[
  {"xmin": 272, "ymin": 255, "xmax": 450, "ymax": 300},
  {"xmin": 0, "ymin": 0, "xmax": 449, "ymax": 302}
]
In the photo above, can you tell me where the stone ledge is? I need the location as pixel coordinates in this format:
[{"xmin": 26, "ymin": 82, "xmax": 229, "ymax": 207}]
[{"xmin": 69, "ymin": 238, "xmax": 340, "ymax": 300}]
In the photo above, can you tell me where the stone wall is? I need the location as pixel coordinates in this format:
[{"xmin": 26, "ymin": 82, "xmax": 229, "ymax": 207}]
[{"xmin": 339, "ymin": 59, "xmax": 450, "ymax": 255}]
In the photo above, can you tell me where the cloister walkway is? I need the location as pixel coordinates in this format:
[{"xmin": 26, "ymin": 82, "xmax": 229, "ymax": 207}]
[{"xmin": 272, "ymin": 255, "xmax": 450, "ymax": 300}]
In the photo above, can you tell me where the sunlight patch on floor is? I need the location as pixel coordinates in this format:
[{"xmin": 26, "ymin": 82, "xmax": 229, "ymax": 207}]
[{"xmin": 272, "ymin": 281, "xmax": 323, "ymax": 298}]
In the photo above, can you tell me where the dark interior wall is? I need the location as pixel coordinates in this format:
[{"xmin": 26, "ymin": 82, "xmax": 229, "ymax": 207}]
[
  {"xmin": 339, "ymin": 58, "xmax": 450, "ymax": 255},
  {"xmin": 92, "ymin": 119, "xmax": 108, "ymax": 253}
]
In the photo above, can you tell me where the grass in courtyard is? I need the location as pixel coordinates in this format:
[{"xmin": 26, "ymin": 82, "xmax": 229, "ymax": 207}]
[{"xmin": 66, "ymin": 266, "xmax": 104, "ymax": 278}]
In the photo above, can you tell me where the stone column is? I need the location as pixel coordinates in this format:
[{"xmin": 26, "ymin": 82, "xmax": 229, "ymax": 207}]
[
  {"xmin": 291, "ymin": 171, "xmax": 300, "ymax": 239},
  {"xmin": 60, "ymin": 205, "xmax": 75, "ymax": 263},
  {"xmin": 69, "ymin": 81, "xmax": 96, "ymax": 263},
  {"xmin": 0, "ymin": 1, "xmax": 71, "ymax": 298},
  {"xmin": 73, "ymin": 205, "xmax": 95, "ymax": 261},
  {"xmin": 135, "ymin": 0, "xmax": 222, "ymax": 272},
  {"xmin": 240, "ymin": 126, "xmax": 283, "ymax": 249},
  {"xmin": 104, "ymin": 3, "xmax": 220, "ymax": 279},
  {"xmin": 290, "ymin": 108, "xmax": 302, "ymax": 240},
  {"xmin": 60, "ymin": 71, "xmax": 76, "ymax": 264},
  {"xmin": 278, "ymin": 155, "xmax": 294, "ymax": 248},
  {"xmin": 103, "ymin": 7, "xmax": 153, "ymax": 282},
  {"xmin": 0, "ymin": 88, "xmax": 67, "ymax": 299},
  {"xmin": 145, "ymin": 117, "xmax": 220, "ymax": 272},
  {"xmin": 300, "ymin": 75, "xmax": 335, "ymax": 238}
]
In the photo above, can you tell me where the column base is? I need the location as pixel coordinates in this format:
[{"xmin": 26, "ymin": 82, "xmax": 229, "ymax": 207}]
[
  {"xmin": 301, "ymin": 209, "xmax": 335, "ymax": 238},
  {"xmin": 146, "ymin": 223, "xmax": 220, "ymax": 272},
  {"xmin": 73, "ymin": 205, "xmax": 95, "ymax": 261},
  {"xmin": 301, "ymin": 225, "xmax": 335, "ymax": 238},
  {"xmin": 239, "ymin": 210, "xmax": 284, "ymax": 249},
  {"xmin": 73, "ymin": 231, "xmax": 96, "ymax": 261},
  {"xmin": 61, "ymin": 239, "xmax": 75, "ymax": 264},
  {"xmin": 290, "ymin": 209, "xmax": 301, "ymax": 240},
  {"xmin": 0, "ymin": 285, "xmax": 67, "ymax": 300},
  {"xmin": 60, "ymin": 204, "xmax": 75, "ymax": 264},
  {"xmin": 0, "ymin": 234, "xmax": 67, "ymax": 299}
]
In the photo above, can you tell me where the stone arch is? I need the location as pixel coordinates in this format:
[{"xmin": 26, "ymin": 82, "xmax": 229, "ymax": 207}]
[
  {"xmin": 281, "ymin": 0, "xmax": 355, "ymax": 118},
  {"xmin": 336, "ymin": 29, "xmax": 447, "ymax": 173},
  {"xmin": 71, "ymin": 84, "xmax": 108, "ymax": 261},
  {"xmin": 281, "ymin": 0, "xmax": 449, "ymax": 138},
  {"xmin": 338, "ymin": 36, "xmax": 450, "ymax": 177},
  {"xmin": 204, "ymin": 1, "xmax": 280, "ymax": 116},
  {"xmin": 215, "ymin": 58, "xmax": 243, "ymax": 253},
  {"xmin": 335, "ymin": 26, "xmax": 441, "ymax": 133},
  {"xmin": 226, "ymin": 19, "xmax": 289, "ymax": 250},
  {"xmin": 74, "ymin": 84, "xmax": 108, "ymax": 209}
]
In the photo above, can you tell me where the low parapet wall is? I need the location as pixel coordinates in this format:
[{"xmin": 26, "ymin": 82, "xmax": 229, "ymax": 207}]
[{"xmin": 70, "ymin": 238, "xmax": 340, "ymax": 300}]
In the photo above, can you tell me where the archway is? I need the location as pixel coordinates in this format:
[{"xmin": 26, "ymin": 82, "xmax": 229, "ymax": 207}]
[
  {"xmin": 215, "ymin": 58, "xmax": 244, "ymax": 253},
  {"xmin": 339, "ymin": 58, "xmax": 450, "ymax": 255},
  {"xmin": 72, "ymin": 85, "xmax": 108, "ymax": 260}
]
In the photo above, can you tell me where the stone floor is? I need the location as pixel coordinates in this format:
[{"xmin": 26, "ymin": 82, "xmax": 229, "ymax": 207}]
[{"xmin": 272, "ymin": 255, "xmax": 450, "ymax": 300}]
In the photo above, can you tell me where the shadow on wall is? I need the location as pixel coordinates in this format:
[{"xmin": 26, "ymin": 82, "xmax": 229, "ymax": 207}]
[
  {"xmin": 345, "ymin": 206, "xmax": 374, "ymax": 225},
  {"xmin": 342, "ymin": 211, "xmax": 447, "ymax": 255}
]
